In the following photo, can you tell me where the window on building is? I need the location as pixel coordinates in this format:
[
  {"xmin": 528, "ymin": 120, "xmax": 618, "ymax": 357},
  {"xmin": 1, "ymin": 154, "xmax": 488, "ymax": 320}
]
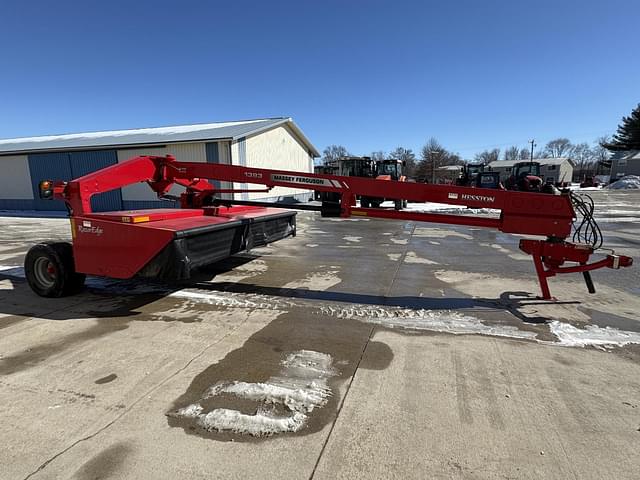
[
  {"xmin": 506, "ymin": 167, "xmax": 512, "ymax": 173},
  {"xmin": 547, "ymin": 165, "xmax": 557, "ymax": 170},
  {"xmin": 617, "ymin": 172, "xmax": 625, "ymax": 177}
]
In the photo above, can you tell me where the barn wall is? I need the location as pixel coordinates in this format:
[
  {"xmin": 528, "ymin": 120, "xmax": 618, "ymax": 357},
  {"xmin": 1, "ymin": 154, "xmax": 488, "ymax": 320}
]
[
  {"xmin": 116, "ymin": 143, "xmax": 207, "ymax": 208},
  {"xmin": 243, "ymin": 125, "xmax": 313, "ymax": 201},
  {"xmin": 0, "ymin": 154, "xmax": 34, "ymax": 209}
]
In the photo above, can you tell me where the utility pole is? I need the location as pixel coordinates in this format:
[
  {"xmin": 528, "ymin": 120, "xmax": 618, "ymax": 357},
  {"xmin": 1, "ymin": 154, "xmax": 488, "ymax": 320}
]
[
  {"xmin": 429, "ymin": 150, "xmax": 440, "ymax": 184},
  {"xmin": 529, "ymin": 139, "xmax": 536, "ymax": 167}
]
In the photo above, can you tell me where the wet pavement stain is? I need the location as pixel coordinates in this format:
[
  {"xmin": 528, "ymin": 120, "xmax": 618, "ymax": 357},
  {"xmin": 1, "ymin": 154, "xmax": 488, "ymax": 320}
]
[
  {"xmin": 71, "ymin": 441, "xmax": 132, "ymax": 480},
  {"xmin": 579, "ymin": 306, "xmax": 640, "ymax": 333},
  {"xmin": 95, "ymin": 373, "xmax": 118, "ymax": 384},
  {"xmin": 167, "ymin": 306, "xmax": 393, "ymax": 442}
]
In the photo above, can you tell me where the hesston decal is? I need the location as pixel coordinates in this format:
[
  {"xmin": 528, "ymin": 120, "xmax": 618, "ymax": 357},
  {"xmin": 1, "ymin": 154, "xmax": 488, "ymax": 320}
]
[{"xmin": 460, "ymin": 193, "xmax": 496, "ymax": 203}]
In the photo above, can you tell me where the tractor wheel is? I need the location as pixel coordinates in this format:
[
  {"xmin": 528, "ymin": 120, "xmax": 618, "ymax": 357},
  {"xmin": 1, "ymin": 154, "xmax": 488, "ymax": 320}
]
[{"xmin": 24, "ymin": 242, "xmax": 85, "ymax": 297}]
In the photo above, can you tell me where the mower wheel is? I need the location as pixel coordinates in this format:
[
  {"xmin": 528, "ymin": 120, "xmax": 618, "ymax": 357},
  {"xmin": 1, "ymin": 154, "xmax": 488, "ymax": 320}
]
[
  {"xmin": 402, "ymin": 200, "xmax": 408, "ymax": 209},
  {"xmin": 361, "ymin": 198, "xmax": 370, "ymax": 208},
  {"xmin": 24, "ymin": 242, "xmax": 86, "ymax": 297},
  {"xmin": 394, "ymin": 199, "xmax": 403, "ymax": 210}
]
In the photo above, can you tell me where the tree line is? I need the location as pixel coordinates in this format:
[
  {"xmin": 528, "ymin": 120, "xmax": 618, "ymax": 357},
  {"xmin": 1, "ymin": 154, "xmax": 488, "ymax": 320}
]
[
  {"xmin": 321, "ymin": 136, "xmax": 610, "ymax": 181},
  {"xmin": 320, "ymin": 103, "xmax": 640, "ymax": 181}
]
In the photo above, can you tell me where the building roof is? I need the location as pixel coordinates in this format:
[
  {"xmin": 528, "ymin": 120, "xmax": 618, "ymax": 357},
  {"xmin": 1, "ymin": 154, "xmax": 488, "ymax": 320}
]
[
  {"xmin": 0, "ymin": 117, "xmax": 320, "ymax": 157},
  {"xmin": 437, "ymin": 165, "xmax": 463, "ymax": 171},
  {"xmin": 610, "ymin": 150, "xmax": 640, "ymax": 161},
  {"xmin": 488, "ymin": 157, "xmax": 575, "ymax": 168}
]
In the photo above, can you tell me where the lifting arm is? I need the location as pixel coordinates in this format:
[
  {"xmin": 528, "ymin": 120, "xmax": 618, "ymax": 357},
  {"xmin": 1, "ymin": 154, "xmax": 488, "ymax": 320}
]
[{"xmin": 47, "ymin": 155, "xmax": 632, "ymax": 300}]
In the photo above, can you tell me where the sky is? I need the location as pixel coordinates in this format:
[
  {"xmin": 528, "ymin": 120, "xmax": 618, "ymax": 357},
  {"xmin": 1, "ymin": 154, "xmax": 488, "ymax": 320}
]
[{"xmin": 0, "ymin": 0, "xmax": 638, "ymax": 159}]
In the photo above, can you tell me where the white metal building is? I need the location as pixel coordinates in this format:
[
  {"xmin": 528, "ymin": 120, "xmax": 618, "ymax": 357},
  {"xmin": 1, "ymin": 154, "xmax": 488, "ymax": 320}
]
[
  {"xmin": 0, "ymin": 118, "xmax": 319, "ymax": 212},
  {"xmin": 487, "ymin": 158, "xmax": 575, "ymax": 184}
]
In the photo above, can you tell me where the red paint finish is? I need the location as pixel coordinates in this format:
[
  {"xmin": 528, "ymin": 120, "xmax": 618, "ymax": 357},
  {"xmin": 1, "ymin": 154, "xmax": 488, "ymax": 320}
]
[{"xmin": 45, "ymin": 155, "xmax": 632, "ymax": 299}]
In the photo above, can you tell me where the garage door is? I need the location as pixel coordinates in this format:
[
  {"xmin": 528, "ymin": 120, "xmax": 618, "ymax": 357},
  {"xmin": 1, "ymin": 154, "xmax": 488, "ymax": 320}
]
[{"xmin": 28, "ymin": 150, "xmax": 122, "ymax": 212}]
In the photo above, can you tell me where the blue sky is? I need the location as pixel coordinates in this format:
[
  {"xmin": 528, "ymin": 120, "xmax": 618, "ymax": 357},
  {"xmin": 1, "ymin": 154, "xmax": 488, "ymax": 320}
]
[{"xmin": 0, "ymin": 0, "xmax": 637, "ymax": 159}]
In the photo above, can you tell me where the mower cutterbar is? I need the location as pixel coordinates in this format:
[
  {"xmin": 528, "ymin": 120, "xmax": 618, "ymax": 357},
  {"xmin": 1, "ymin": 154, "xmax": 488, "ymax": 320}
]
[{"xmin": 27, "ymin": 154, "xmax": 631, "ymax": 299}]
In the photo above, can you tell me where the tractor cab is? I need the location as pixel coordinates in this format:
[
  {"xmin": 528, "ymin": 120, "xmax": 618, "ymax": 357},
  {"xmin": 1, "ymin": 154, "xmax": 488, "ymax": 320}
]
[
  {"xmin": 338, "ymin": 156, "xmax": 376, "ymax": 178},
  {"xmin": 507, "ymin": 161, "xmax": 544, "ymax": 192},
  {"xmin": 456, "ymin": 162, "xmax": 485, "ymax": 187},
  {"xmin": 375, "ymin": 159, "xmax": 404, "ymax": 181}
]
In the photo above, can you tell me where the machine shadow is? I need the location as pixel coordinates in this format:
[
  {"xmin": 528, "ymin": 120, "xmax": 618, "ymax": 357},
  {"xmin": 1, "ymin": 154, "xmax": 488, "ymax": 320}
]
[{"xmin": 0, "ymin": 253, "xmax": 578, "ymax": 326}]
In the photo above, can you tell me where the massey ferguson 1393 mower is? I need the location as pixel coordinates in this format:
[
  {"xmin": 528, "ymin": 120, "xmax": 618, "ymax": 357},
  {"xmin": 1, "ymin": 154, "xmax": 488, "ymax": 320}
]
[{"xmin": 26, "ymin": 154, "xmax": 632, "ymax": 299}]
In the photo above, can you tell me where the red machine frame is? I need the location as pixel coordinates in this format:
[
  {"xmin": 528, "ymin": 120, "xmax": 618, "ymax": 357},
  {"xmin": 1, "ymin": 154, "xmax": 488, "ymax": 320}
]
[{"xmin": 46, "ymin": 154, "xmax": 632, "ymax": 300}]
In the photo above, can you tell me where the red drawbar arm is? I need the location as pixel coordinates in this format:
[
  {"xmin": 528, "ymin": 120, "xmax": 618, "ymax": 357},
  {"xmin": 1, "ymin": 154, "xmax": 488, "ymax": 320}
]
[{"xmin": 51, "ymin": 155, "xmax": 632, "ymax": 300}]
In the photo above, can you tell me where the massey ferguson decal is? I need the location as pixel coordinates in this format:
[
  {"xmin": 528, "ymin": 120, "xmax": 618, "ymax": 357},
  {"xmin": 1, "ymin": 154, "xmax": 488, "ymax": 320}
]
[
  {"xmin": 460, "ymin": 193, "xmax": 496, "ymax": 203},
  {"xmin": 270, "ymin": 174, "xmax": 337, "ymax": 187}
]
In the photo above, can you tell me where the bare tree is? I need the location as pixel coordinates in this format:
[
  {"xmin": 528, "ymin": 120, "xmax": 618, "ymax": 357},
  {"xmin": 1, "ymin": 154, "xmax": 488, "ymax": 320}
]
[
  {"xmin": 593, "ymin": 136, "xmax": 612, "ymax": 174},
  {"xmin": 571, "ymin": 142, "xmax": 592, "ymax": 181},
  {"xmin": 389, "ymin": 147, "xmax": 417, "ymax": 176},
  {"xmin": 519, "ymin": 148, "xmax": 531, "ymax": 160},
  {"xmin": 503, "ymin": 146, "xmax": 520, "ymax": 161},
  {"xmin": 370, "ymin": 151, "xmax": 386, "ymax": 161},
  {"xmin": 543, "ymin": 138, "xmax": 573, "ymax": 158},
  {"xmin": 474, "ymin": 148, "xmax": 500, "ymax": 164},
  {"xmin": 321, "ymin": 145, "xmax": 350, "ymax": 165}
]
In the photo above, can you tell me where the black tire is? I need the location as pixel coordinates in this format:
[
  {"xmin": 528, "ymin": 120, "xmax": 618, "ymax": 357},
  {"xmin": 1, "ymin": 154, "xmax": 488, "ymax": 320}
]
[
  {"xmin": 371, "ymin": 201, "xmax": 381, "ymax": 208},
  {"xmin": 361, "ymin": 198, "xmax": 370, "ymax": 208},
  {"xmin": 394, "ymin": 199, "xmax": 403, "ymax": 211},
  {"xmin": 402, "ymin": 200, "xmax": 408, "ymax": 208},
  {"xmin": 24, "ymin": 242, "xmax": 85, "ymax": 297}
]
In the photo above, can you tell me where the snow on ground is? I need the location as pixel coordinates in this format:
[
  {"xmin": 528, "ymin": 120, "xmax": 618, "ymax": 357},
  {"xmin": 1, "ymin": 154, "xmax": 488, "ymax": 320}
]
[
  {"xmin": 3, "ymin": 264, "xmax": 640, "ymax": 348},
  {"xmin": 169, "ymin": 350, "xmax": 337, "ymax": 436},
  {"xmin": 607, "ymin": 175, "xmax": 640, "ymax": 190},
  {"xmin": 374, "ymin": 200, "xmax": 500, "ymax": 215},
  {"xmin": 549, "ymin": 321, "xmax": 640, "ymax": 348}
]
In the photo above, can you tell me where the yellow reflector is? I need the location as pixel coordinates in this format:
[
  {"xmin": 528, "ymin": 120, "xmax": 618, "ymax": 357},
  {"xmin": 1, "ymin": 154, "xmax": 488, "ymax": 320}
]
[
  {"xmin": 352, "ymin": 211, "xmax": 368, "ymax": 216},
  {"xmin": 132, "ymin": 216, "xmax": 150, "ymax": 223}
]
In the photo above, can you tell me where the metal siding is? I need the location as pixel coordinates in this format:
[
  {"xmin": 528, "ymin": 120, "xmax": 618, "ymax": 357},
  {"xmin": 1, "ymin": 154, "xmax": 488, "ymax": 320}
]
[
  {"xmin": 166, "ymin": 142, "xmax": 206, "ymax": 162},
  {"xmin": 122, "ymin": 200, "xmax": 179, "ymax": 210},
  {"xmin": 0, "ymin": 155, "xmax": 33, "ymax": 200},
  {"xmin": 0, "ymin": 199, "xmax": 35, "ymax": 210},
  {"xmin": 205, "ymin": 142, "xmax": 221, "ymax": 190},
  {"xmin": 117, "ymin": 147, "xmax": 167, "ymax": 202},
  {"xmin": 237, "ymin": 137, "xmax": 248, "ymax": 200},
  {"xmin": 69, "ymin": 150, "xmax": 122, "ymax": 211},
  {"xmin": 28, "ymin": 152, "xmax": 73, "ymax": 211}
]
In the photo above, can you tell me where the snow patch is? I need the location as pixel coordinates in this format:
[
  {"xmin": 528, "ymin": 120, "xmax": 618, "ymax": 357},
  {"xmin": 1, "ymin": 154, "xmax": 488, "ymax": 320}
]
[
  {"xmin": 0, "ymin": 119, "xmax": 268, "ymax": 145},
  {"xmin": 282, "ymin": 269, "xmax": 341, "ymax": 291},
  {"xmin": 320, "ymin": 305, "xmax": 538, "ymax": 340},
  {"xmin": 404, "ymin": 251, "xmax": 438, "ymax": 264},
  {"xmin": 413, "ymin": 227, "xmax": 473, "ymax": 240},
  {"xmin": 390, "ymin": 238, "xmax": 408, "ymax": 245},
  {"xmin": 169, "ymin": 350, "xmax": 337, "ymax": 436},
  {"xmin": 550, "ymin": 321, "xmax": 640, "ymax": 347},
  {"xmin": 607, "ymin": 175, "xmax": 640, "ymax": 190},
  {"xmin": 343, "ymin": 236, "xmax": 361, "ymax": 243}
]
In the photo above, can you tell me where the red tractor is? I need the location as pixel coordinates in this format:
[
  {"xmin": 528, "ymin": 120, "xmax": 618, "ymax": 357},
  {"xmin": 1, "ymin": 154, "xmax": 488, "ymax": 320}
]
[{"xmin": 505, "ymin": 161, "xmax": 544, "ymax": 192}]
